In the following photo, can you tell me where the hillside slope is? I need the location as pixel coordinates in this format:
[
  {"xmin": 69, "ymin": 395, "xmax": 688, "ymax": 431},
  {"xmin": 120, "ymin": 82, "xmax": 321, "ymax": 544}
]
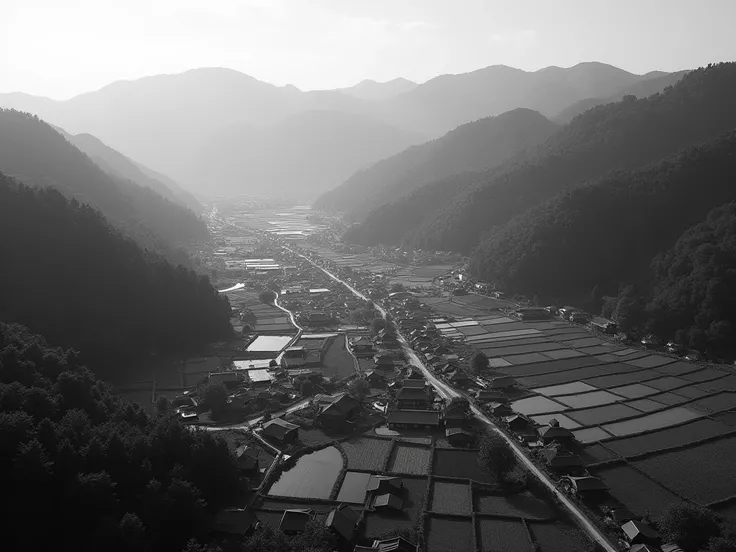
[
  {"xmin": 469, "ymin": 130, "xmax": 736, "ymax": 302},
  {"xmin": 351, "ymin": 63, "xmax": 736, "ymax": 252},
  {"xmin": 315, "ymin": 108, "xmax": 558, "ymax": 219},
  {"xmin": 0, "ymin": 174, "xmax": 231, "ymax": 374},
  {"xmin": 189, "ymin": 109, "xmax": 421, "ymax": 198},
  {"xmin": 65, "ymin": 131, "xmax": 202, "ymax": 211},
  {"xmin": 554, "ymin": 70, "xmax": 690, "ymax": 124},
  {"xmin": 0, "ymin": 109, "xmax": 208, "ymax": 256},
  {"xmin": 338, "ymin": 78, "xmax": 418, "ymax": 100}
]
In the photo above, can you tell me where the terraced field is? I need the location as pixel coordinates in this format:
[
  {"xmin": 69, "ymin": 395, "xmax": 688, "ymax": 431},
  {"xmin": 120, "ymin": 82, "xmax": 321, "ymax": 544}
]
[
  {"xmin": 340, "ymin": 437, "xmax": 392, "ymax": 471},
  {"xmin": 430, "ymin": 480, "xmax": 471, "ymax": 515},
  {"xmin": 388, "ymin": 443, "xmax": 431, "ymax": 475}
]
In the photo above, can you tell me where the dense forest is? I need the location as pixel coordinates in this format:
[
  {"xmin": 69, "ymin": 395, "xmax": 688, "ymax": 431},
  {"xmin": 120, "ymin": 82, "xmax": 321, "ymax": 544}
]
[
  {"xmin": 0, "ymin": 322, "xmax": 239, "ymax": 552},
  {"xmin": 345, "ymin": 63, "xmax": 736, "ymax": 251},
  {"xmin": 0, "ymin": 109, "xmax": 208, "ymax": 262},
  {"xmin": 315, "ymin": 108, "xmax": 558, "ymax": 220},
  {"xmin": 0, "ymin": 175, "xmax": 231, "ymax": 377}
]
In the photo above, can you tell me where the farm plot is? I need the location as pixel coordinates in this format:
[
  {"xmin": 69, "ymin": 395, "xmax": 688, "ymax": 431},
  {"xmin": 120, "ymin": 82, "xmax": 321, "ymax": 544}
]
[
  {"xmin": 602, "ymin": 406, "xmax": 701, "ymax": 437},
  {"xmin": 511, "ymin": 396, "xmax": 567, "ymax": 416},
  {"xmin": 583, "ymin": 370, "xmax": 660, "ymax": 389},
  {"xmin": 340, "ymin": 437, "xmax": 392, "ymax": 470},
  {"xmin": 388, "ymin": 443, "xmax": 431, "ymax": 475},
  {"xmin": 503, "ymin": 352, "xmax": 553, "ymax": 365},
  {"xmin": 336, "ymin": 471, "xmax": 372, "ymax": 503},
  {"xmin": 556, "ymin": 391, "xmax": 623, "ymax": 409},
  {"xmin": 681, "ymin": 368, "xmax": 728, "ymax": 383},
  {"xmin": 653, "ymin": 361, "xmax": 700, "ymax": 376},
  {"xmin": 691, "ymin": 392, "xmax": 736, "ymax": 413},
  {"xmin": 474, "ymin": 491, "xmax": 555, "ymax": 520},
  {"xmin": 528, "ymin": 522, "xmax": 592, "ymax": 552},
  {"xmin": 566, "ymin": 403, "xmax": 640, "ymax": 426},
  {"xmin": 626, "ymin": 398, "xmax": 666, "ymax": 412},
  {"xmin": 477, "ymin": 518, "xmax": 530, "ymax": 552},
  {"xmin": 673, "ymin": 385, "xmax": 717, "ymax": 399},
  {"xmin": 610, "ymin": 383, "xmax": 659, "ymax": 399},
  {"xmin": 498, "ymin": 357, "xmax": 602, "ymax": 377},
  {"xmin": 633, "ymin": 436, "xmax": 736, "ymax": 504},
  {"xmin": 430, "ymin": 480, "xmax": 471, "ymax": 514},
  {"xmin": 433, "ymin": 449, "xmax": 495, "ymax": 483},
  {"xmin": 594, "ymin": 464, "xmax": 680, "ymax": 519},
  {"xmin": 530, "ymin": 414, "xmax": 581, "ymax": 429},
  {"xmin": 604, "ymin": 418, "xmax": 732, "ymax": 458},
  {"xmin": 625, "ymin": 355, "xmax": 675, "ymax": 369},
  {"xmin": 523, "ymin": 366, "xmax": 606, "ymax": 387},
  {"xmin": 320, "ymin": 334, "xmax": 357, "ymax": 378},
  {"xmin": 363, "ymin": 477, "xmax": 427, "ymax": 539},
  {"xmin": 579, "ymin": 444, "xmax": 619, "ymax": 465},
  {"xmin": 650, "ymin": 393, "xmax": 690, "ymax": 406},
  {"xmin": 481, "ymin": 342, "xmax": 561, "ymax": 357},
  {"xmin": 533, "ymin": 382, "xmax": 596, "ymax": 396},
  {"xmin": 426, "ymin": 517, "xmax": 474, "ymax": 552},
  {"xmin": 541, "ymin": 349, "xmax": 586, "ymax": 360},
  {"xmin": 644, "ymin": 376, "xmax": 690, "ymax": 392},
  {"xmin": 572, "ymin": 427, "xmax": 612, "ymax": 444}
]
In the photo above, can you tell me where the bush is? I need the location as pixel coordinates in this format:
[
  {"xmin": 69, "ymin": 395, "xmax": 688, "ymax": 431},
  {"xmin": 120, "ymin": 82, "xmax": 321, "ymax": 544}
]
[
  {"xmin": 478, "ymin": 433, "xmax": 517, "ymax": 482},
  {"xmin": 258, "ymin": 290, "xmax": 277, "ymax": 304},
  {"xmin": 659, "ymin": 502, "xmax": 721, "ymax": 552}
]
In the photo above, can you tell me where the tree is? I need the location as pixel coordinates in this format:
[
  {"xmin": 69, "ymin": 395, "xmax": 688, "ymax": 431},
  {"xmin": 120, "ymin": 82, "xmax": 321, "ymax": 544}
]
[
  {"xmin": 299, "ymin": 379, "xmax": 314, "ymax": 397},
  {"xmin": 675, "ymin": 329, "xmax": 688, "ymax": 345},
  {"xmin": 371, "ymin": 318, "xmax": 386, "ymax": 335},
  {"xmin": 291, "ymin": 520, "xmax": 337, "ymax": 552},
  {"xmin": 659, "ymin": 502, "xmax": 721, "ymax": 552},
  {"xmin": 708, "ymin": 535, "xmax": 736, "ymax": 552},
  {"xmin": 348, "ymin": 378, "xmax": 370, "ymax": 400},
  {"xmin": 613, "ymin": 285, "xmax": 645, "ymax": 333},
  {"xmin": 156, "ymin": 395, "xmax": 171, "ymax": 416},
  {"xmin": 470, "ymin": 351, "xmax": 489, "ymax": 374},
  {"xmin": 200, "ymin": 382, "xmax": 229, "ymax": 419},
  {"xmin": 478, "ymin": 434, "xmax": 516, "ymax": 482},
  {"xmin": 258, "ymin": 290, "xmax": 277, "ymax": 305},
  {"xmin": 390, "ymin": 283, "xmax": 405, "ymax": 293},
  {"xmin": 689, "ymin": 327, "xmax": 708, "ymax": 352}
]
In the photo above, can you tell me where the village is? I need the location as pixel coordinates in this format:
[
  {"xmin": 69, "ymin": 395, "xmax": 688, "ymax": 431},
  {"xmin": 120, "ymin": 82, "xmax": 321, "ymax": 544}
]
[{"xmin": 145, "ymin": 203, "xmax": 736, "ymax": 552}]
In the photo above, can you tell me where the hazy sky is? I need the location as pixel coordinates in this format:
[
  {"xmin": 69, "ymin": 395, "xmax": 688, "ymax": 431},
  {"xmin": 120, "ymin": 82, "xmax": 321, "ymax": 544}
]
[{"xmin": 2, "ymin": 0, "xmax": 735, "ymax": 99}]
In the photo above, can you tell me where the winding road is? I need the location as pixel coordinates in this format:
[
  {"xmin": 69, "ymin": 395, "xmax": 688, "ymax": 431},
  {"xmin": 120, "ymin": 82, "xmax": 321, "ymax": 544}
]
[{"xmin": 287, "ymin": 246, "xmax": 618, "ymax": 552}]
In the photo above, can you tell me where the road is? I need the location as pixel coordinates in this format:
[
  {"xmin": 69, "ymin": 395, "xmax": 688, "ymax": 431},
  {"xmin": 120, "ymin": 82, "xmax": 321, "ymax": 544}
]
[
  {"xmin": 198, "ymin": 397, "xmax": 311, "ymax": 432},
  {"xmin": 288, "ymin": 246, "xmax": 618, "ymax": 552}
]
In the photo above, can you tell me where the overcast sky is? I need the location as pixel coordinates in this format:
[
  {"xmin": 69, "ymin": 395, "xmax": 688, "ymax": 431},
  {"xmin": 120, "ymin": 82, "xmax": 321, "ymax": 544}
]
[{"xmin": 2, "ymin": 0, "xmax": 735, "ymax": 99}]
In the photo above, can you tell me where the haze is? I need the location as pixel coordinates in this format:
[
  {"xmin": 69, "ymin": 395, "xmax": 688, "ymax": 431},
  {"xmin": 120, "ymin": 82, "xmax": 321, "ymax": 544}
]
[{"xmin": 3, "ymin": 0, "xmax": 736, "ymax": 99}]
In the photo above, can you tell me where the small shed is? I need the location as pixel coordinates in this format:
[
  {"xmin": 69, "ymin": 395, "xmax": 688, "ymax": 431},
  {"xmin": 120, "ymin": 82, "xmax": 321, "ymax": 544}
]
[
  {"xmin": 234, "ymin": 445, "xmax": 260, "ymax": 473},
  {"xmin": 325, "ymin": 504, "xmax": 359, "ymax": 542},
  {"xmin": 279, "ymin": 509, "xmax": 312, "ymax": 534},
  {"xmin": 621, "ymin": 520, "xmax": 659, "ymax": 545},
  {"xmin": 445, "ymin": 427, "xmax": 475, "ymax": 446},
  {"xmin": 373, "ymin": 493, "xmax": 403, "ymax": 511},
  {"xmin": 262, "ymin": 418, "xmax": 299, "ymax": 444},
  {"xmin": 538, "ymin": 424, "xmax": 575, "ymax": 446}
]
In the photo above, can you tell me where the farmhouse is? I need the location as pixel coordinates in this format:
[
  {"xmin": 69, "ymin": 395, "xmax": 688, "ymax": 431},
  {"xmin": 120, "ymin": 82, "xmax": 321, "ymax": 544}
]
[
  {"xmin": 538, "ymin": 421, "xmax": 576, "ymax": 446},
  {"xmin": 487, "ymin": 402, "xmax": 513, "ymax": 417},
  {"xmin": 373, "ymin": 493, "xmax": 403, "ymax": 511},
  {"xmin": 279, "ymin": 509, "xmax": 312, "ymax": 534},
  {"xmin": 489, "ymin": 376, "xmax": 516, "ymax": 389},
  {"xmin": 351, "ymin": 336, "xmax": 375, "ymax": 356},
  {"xmin": 621, "ymin": 520, "xmax": 659, "ymax": 546},
  {"xmin": 442, "ymin": 401, "xmax": 469, "ymax": 428},
  {"xmin": 447, "ymin": 370, "xmax": 472, "ymax": 387},
  {"xmin": 560, "ymin": 476, "xmax": 609, "ymax": 500},
  {"xmin": 445, "ymin": 427, "xmax": 475, "ymax": 446},
  {"xmin": 396, "ymin": 386, "xmax": 432, "ymax": 409},
  {"xmin": 387, "ymin": 410, "xmax": 441, "ymax": 430},
  {"xmin": 262, "ymin": 418, "xmax": 299, "ymax": 444},
  {"xmin": 504, "ymin": 414, "xmax": 534, "ymax": 432},
  {"xmin": 365, "ymin": 370, "xmax": 387, "ymax": 387},
  {"xmin": 516, "ymin": 307, "xmax": 552, "ymax": 321},
  {"xmin": 281, "ymin": 346, "xmax": 307, "ymax": 368},
  {"xmin": 317, "ymin": 392, "xmax": 359, "ymax": 429},
  {"xmin": 325, "ymin": 504, "xmax": 359, "ymax": 542},
  {"xmin": 307, "ymin": 312, "xmax": 333, "ymax": 326},
  {"xmin": 234, "ymin": 445, "xmax": 260, "ymax": 473},
  {"xmin": 401, "ymin": 379, "xmax": 427, "ymax": 389},
  {"xmin": 367, "ymin": 475, "xmax": 403, "ymax": 494},
  {"xmin": 541, "ymin": 444, "xmax": 583, "ymax": 472},
  {"xmin": 208, "ymin": 371, "xmax": 239, "ymax": 387},
  {"xmin": 374, "ymin": 351, "xmax": 396, "ymax": 370},
  {"xmin": 591, "ymin": 317, "xmax": 617, "ymax": 334}
]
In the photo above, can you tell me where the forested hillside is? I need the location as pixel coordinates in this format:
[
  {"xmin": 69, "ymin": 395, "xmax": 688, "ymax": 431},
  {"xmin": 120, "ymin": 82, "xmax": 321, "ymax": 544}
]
[
  {"xmin": 66, "ymin": 131, "xmax": 202, "ymax": 212},
  {"xmin": 0, "ymin": 322, "xmax": 239, "ymax": 551},
  {"xmin": 315, "ymin": 108, "xmax": 557, "ymax": 219},
  {"xmin": 0, "ymin": 175, "xmax": 231, "ymax": 375},
  {"xmin": 0, "ymin": 110, "xmax": 208, "ymax": 258},
  {"xmin": 469, "ymin": 130, "xmax": 736, "ymax": 302},
  {"xmin": 346, "ymin": 63, "xmax": 736, "ymax": 251},
  {"xmin": 646, "ymin": 201, "xmax": 736, "ymax": 354}
]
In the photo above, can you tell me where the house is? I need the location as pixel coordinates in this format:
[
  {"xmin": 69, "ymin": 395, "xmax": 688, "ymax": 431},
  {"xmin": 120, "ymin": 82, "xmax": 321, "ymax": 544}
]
[
  {"xmin": 591, "ymin": 317, "xmax": 617, "ymax": 334},
  {"xmin": 445, "ymin": 427, "xmax": 475, "ymax": 446},
  {"xmin": 387, "ymin": 410, "xmax": 441, "ymax": 430},
  {"xmin": 209, "ymin": 371, "xmax": 240, "ymax": 388},
  {"xmin": 376, "ymin": 335, "xmax": 401, "ymax": 350},
  {"xmin": 406, "ymin": 368, "xmax": 425, "ymax": 380},
  {"xmin": 367, "ymin": 475, "xmax": 403, "ymax": 495},
  {"xmin": 365, "ymin": 370, "xmax": 386, "ymax": 387},
  {"xmin": 516, "ymin": 307, "xmax": 552, "ymax": 321},
  {"xmin": 279, "ymin": 509, "xmax": 312, "ymax": 534},
  {"xmin": 447, "ymin": 370, "xmax": 472, "ymax": 387},
  {"xmin": 262, "ymin": 418, "xmax": 299, "ymax": 444},
  {"xmin": 317, "ymin": 392, "xmax": 359, "ymax": 429},
  {"xmin": 504, "ymin": 414, "xmax": 533, "ymax": 432},
  {"xmin": 487, "ymin": 402, "xmax": 513, "ymax": 417},
  {"xmin": 325, "ymin": 504, "xmax": 359, "ymax": 542},
  {"xmin": 234, "ymin": 445, "xmax": 260, "ymax": 473},
  {"xmin": 604, "ymin": 506, "xmax": 639, "ymax": 524},
  {"xmin": 351, "ymin": 336, "xmax": 375, "ymax": 357},
  {"xmin": 437, "ymin": 361, "xmax": 461, "ymax": 375},
  {"xmin": 442, "ymin": 401, "xmax": 469, "ymax": 428},
  {"xmin": 538, "ymin": 421, "xmax": 576, "ymax": 446},
  {"xmin": 281, "ymin": 347, "xmax": 307, "ymax": 368},
  {"xmin": 354, "ymin": 536, "xmax": 418, "ymax": 552},
  {"xmin": 212, "ymin": 508, "xmax": 257, "ymax": 536},
  {"xmin": 401, "ymin": 379, "xmax": 426, "ymax": 389},
  {"xmin": 307, "ymin": 312, "xmax": 333, "ymax": 326},
  {"xmin": 374, "ymin": 351, "xmax": 395, "ymax": 370},
  {"xmin": 489, "ymin": 376, "xmax": 516, "ymax": 389},
  {"xmin": 621, "ymin": 521, "xmax": 659, "ymax": 546},
  {"xmin": 373, "ymin": 493, "xmax": 403, "ymax": 511},
  {"xmin": 396, "ymin": 386, "xmax": 432, "ymax": 409},
  {"xmin": 560, "ymin": 476, "xmax": 609, "ymax": 499},
  {"xmin": 541, "ymin": 444, "xmax": 583, "ymax": 472}
]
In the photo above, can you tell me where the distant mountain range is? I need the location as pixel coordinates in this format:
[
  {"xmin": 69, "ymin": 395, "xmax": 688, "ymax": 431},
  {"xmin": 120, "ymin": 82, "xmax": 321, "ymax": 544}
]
[{"xmin": 0, "ymin": 62, "xmax": 681, "ymax": 198}]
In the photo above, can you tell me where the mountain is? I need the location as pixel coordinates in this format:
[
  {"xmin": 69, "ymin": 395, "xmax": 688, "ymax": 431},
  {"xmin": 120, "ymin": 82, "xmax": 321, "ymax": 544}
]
[
  {"xmin": 62, "ymin": 131, "xmax": 203, "ymax": 212},
  {"xmin": 469, "ymin": 130, "xmax": 736, "ymax": 303},
  {"xmin": 315, "ymin": 108, "xmax": 558, "ymax": 219},
  {"xmin": 554, "ymin": 70, "xmax": 690, "ymax": 124},
  {"xmin": 0, "ymin": 174, "xmax": 231, "ymax": 373},
  {"xmin": 188, "ymin": 109, "xmax": 421, "ymax": 198},
  {"xmin": 0, "ymin": 109, "xmax": 208, "ymax": 258},
  {"xmin": 345, "ymin": 63, "xmax": 736, "ymax": 252},
  {"xmin": 338, "ymin": 78, "xmax": 418, "ymax": 100},
  {"xmin": 0, "ymin": 63, "xmax": 671, "ymax": 198}
]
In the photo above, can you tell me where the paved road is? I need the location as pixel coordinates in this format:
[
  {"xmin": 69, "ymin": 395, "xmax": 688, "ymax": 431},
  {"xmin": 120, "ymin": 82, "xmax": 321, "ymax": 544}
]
[{"xmin": 288, "ymin": 247, "xmax": 618, "ymax": 552}]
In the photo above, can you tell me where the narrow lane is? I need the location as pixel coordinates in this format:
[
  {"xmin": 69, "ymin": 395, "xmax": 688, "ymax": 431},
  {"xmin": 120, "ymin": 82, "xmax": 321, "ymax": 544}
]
[{"xmin": 287, "ymin": 246, "xmax": 618, "ymax": 552}]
